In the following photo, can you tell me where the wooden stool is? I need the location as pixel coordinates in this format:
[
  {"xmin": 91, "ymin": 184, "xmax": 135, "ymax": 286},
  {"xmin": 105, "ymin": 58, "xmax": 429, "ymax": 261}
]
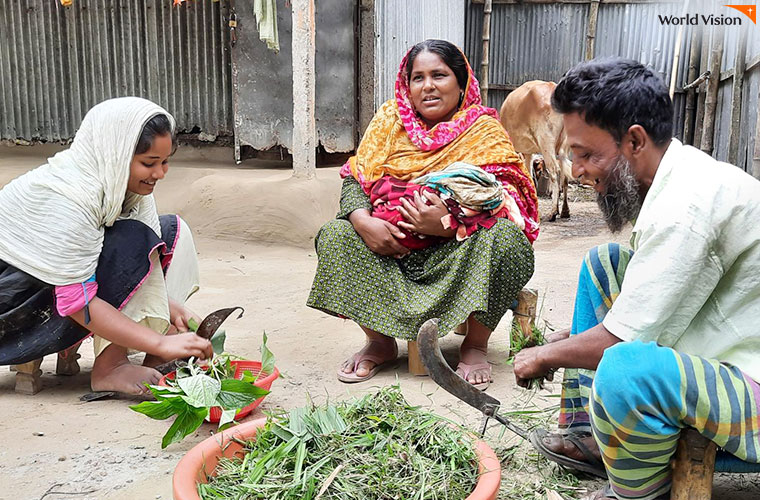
[
  {"xmin": 671, "ymin": 429, "xmax": 716, "ymax": 500},
  {"xmin": 11, "ymin": 343, "xmax": 82, "ymax": 395},
  {"xmin": 407, "ymin": 287, "xmax": 538, "ymax": 376},
  {"xmin": 671, "ymin": 428, "xmax": 760, "ymax": 499}
]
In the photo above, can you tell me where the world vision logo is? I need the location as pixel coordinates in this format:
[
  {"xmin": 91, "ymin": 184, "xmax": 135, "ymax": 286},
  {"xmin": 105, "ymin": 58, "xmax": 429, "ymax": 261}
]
[
  {"xmin": 658, "ymin": 4, "xmax": 756, "ymax": 25},
  {"xmin": 726, "ymin": 4, "xmax": 756, "ymax": 23}
]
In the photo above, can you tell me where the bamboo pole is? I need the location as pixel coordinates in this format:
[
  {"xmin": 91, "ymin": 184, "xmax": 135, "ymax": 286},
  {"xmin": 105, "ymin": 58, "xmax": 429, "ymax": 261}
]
[
  {"xmin": 693, "ymin": 27, "xmax": 711, "ymax": 148},
  {"xmin": 480, "ymin": 0, "xmax": 492, "ymax": 105},
  {"xmin": 682, "ymin": 26, "xmax": 701, "ymax": 146},
  {"xmin": 728, "ymin": 28, "xmax": 748, "ymax": 166},
  {"xmin": 700, "ymin": 27, "xmax": 724, "ymax": 156},
  {"xmin": 585, "ymin": 0, "xmax": 600, "ymax": 60},
  {"xmin": 668, "ymin": 0, "xmax": 690, "ymax": 99}
]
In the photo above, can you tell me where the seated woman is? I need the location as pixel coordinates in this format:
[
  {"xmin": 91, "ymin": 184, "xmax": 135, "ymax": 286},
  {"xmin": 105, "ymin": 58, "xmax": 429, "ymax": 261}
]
[
  {"xmin": 0, "ymin": 97, "xmax": 213, "ymax": 395},
  {"xmin": 307, "ymin": 39, "xmax": 538, "ymax": 389}
]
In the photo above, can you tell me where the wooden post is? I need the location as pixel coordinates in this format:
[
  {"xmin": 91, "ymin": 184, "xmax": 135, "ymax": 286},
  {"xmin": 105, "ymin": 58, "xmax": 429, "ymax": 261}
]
[
  {"xmin": 670, "ymin": 429, "xmax": 716, "ymax": 500},
  {"xmin": 56, "ymin": 343, "xmax": 82, "ymax": 376},
  {"xmin": 512, "ymin": 288, "xmax": 538, "ymax": 345},
  {"xmin": 407, "ymin": 340, "xmax": 427, "ymax": 376},
  {"xmin": 14, "ymin": 359, "xmax": 43, "ymax": 395},
  {"xmin": 727, "ymin": 28, "xmax": 748, "ymax": 166},
  {"xmin": 358, "ymin": 0, "xmax": 376, "ymax": 137},
  {"xmin": 584, "ymin": 0, "xmax": 600, "ymax": 60},
  {"xmin": 754, "ymin": 86, "xmax": 760, "ymax": 180},
  {"xmin": 700, "ymin": 26, "xmax": 724, "ymax": 156},
  {"xmin": 682, "ymin": 26, "xmax": 701, "ymax": 146},
  {"xmin": 693, "ymin": 27, "xmax": 711, "ymax": 147},
  {"xmin": 291, "ymin": 0, "xmax": 317, "ymax": 179},
  {"xmin": 480, "ymin": 0, "xmax": 492, "ymax": 105}
]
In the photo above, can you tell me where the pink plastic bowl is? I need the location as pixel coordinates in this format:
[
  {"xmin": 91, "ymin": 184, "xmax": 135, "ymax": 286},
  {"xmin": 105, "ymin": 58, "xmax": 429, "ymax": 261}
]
[
  {"xmin": 158, "ymin": 360, "xmax": 279, "ymax": 423},
  {"xmin": 173, "ymin": 418, "xmax": 501, "ymax": 500}
]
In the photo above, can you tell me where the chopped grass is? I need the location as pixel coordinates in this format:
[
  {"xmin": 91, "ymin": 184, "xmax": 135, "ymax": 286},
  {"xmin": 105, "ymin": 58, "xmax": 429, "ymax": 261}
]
[{"xmin": 199, "ymin": 386, "xmax": 480, "ymax": 499}]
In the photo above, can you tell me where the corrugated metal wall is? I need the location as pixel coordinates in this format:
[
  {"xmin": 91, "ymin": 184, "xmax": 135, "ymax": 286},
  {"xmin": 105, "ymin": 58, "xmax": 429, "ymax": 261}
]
[
  {"xmin": 709, "ymin": 21, "xmax": 760, "ymax": 173},
  {"xmin": 0, "ymin": 0, "xmax": 232, "ymax": 142},
  {"xmin": 465, "ymin": 1, "xmax": 693, "ymax": 136},
  {"xmin": 464, "ymin": 0, "xmax": 759, "ymax": 174},
  {"xmin": 375, "ymin": 0, "xmax": 466, "ymax": 108}
]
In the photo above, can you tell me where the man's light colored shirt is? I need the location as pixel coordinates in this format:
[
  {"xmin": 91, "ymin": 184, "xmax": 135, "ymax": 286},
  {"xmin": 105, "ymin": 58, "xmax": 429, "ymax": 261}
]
[{"xmin": 603, "ymin": 139, "xmax": 760, "ymax": 383}]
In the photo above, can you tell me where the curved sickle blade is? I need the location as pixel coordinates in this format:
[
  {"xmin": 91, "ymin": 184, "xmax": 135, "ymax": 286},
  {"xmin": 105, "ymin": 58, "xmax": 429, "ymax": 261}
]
[
  {"xmin": 196, "ymin": 306, "xmax": 245, "ymax": 340},
  {"xmin": 416, "ymin": 318, "xmax": 528, "ymax": 439}
]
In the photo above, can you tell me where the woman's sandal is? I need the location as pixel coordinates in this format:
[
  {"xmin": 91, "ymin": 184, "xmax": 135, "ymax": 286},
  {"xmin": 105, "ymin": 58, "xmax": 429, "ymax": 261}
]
[
  {"xmin": 337, "ymin": 345, "xmax": 398, "ymax": 383},
  {"xmin": 529, "ymin": 428, "xmax": 608, "ymax": 478}
]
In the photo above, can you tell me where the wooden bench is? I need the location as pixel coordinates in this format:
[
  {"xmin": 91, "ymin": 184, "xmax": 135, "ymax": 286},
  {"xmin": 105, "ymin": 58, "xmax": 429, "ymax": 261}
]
[
  {"xmin": 12, "ymin": 343, "xmax": 82, "ymax": 395},
  {"xmin": 407, "ymin": 288, "xmax": 538, "ymax": 375},
  {"xmin": 671, "ymin": 428, "xmax": 760, "ymax": 499}
]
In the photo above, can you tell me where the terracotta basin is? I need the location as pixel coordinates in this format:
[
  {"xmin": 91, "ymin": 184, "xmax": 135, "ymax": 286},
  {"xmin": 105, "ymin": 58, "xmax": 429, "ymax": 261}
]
[{"xmin": 173, "ymin": 418, "xmax": 501, "ymax": 500}]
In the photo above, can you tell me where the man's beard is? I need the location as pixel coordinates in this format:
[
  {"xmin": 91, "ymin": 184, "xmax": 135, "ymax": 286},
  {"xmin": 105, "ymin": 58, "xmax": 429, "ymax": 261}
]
[{"xmin": 597, "ymin": 155, "xmax": 642, "ymax": 233}]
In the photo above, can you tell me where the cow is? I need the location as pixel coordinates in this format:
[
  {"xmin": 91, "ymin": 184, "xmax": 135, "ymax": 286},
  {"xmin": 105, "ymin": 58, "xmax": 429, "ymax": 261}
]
[{"xmin": 499, "ymin": 80, "xmax": 573, "ymax": 221}]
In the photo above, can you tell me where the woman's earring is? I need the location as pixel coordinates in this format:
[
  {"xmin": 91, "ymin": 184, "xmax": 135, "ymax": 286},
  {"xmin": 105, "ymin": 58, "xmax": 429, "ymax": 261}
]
[{"xmin": 458, "ymin": 91, "xmax": 465, "ymax": 106}]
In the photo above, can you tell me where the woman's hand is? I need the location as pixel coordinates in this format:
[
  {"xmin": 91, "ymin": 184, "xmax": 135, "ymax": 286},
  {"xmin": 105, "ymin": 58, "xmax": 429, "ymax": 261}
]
[
  {"xmin": 397, "ymin": 192, "xmax": 456, "ymax": 237},
  {"xmin": 169, "ymin": 298, "xmax": 202, "ymax": 333},
  {"xmin": 350, "ymin": 209, "xmax": 410, "ymax": 258}
]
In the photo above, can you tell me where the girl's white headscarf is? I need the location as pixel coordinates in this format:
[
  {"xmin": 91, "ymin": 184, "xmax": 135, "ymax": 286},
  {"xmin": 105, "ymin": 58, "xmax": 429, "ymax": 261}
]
[{"xmin": 0, "ymin": 97, "xmax": 175, "ymax": 285}]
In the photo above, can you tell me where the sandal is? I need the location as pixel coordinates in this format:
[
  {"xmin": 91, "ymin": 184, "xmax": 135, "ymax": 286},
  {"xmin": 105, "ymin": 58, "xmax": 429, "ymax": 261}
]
[
  {"xmin": 529, "ymin": 428, "xmax": 607, "ymax": 478},
  {"xmin": 455, "ymin": 361, "xmax": 492, "ymax": 391},
  {"xmin": 581, "ymin": 484, "xmax": 669, "ymax": 500},
  {"xmin": 337, "ymin": 343, "xmax": 398, "ymax": 383}
]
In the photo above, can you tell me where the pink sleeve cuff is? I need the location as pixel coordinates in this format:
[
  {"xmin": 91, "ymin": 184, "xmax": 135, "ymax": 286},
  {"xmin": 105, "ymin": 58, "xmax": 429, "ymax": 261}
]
[{"xmin": 55, "ymin": 280, "xmax": 98, "ymax": 317}]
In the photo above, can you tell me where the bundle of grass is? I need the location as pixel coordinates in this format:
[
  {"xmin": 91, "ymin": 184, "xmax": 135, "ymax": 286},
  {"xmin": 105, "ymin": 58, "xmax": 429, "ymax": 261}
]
[{"xmin": 198, "ymin": 386, "xmax": 481, "ymax": 500}]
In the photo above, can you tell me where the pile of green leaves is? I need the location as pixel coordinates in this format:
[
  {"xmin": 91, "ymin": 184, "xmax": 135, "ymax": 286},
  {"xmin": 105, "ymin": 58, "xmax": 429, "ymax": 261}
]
[
  {"xmin": 130, "ymin": 335, "xmax": 275, "ymax": 449},
  {"xmin": 198, "ymin": 386, "xmax": 480, "ymax": 500},
  {"xmin": 507, "ymin": 321, "xmax": 547, "ymax": 390}
]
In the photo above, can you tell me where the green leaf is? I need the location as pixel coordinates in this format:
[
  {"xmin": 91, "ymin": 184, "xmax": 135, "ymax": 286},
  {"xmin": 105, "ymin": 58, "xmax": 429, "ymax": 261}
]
[
  {"xmin": 210, "ymin": 328, "xmax": 226, "ymax": 354},
  {"xmin": 260, "ymin": 332, "xmax": 275, "ymax": 376},
  {"xmin": 177, "ymin": 374, "xmax": 221, "ymax": 408},
  {"xmin": 187, "ymin": 317, "xmax": 200, "ymax": 332},
  {"xmin": 129, "ymin": 400, "xmax": 179, "ymax": 420},
  {"xmin": 161, "ymin": 405, "xmax": 209, "ymax": 449},
  {"xmin": 216, "ymin": 379, "xmax": 269, "ymax": 410},
  {"xmin": 218, "ymin": 408, "xmax": 237, "ymax": 428}
]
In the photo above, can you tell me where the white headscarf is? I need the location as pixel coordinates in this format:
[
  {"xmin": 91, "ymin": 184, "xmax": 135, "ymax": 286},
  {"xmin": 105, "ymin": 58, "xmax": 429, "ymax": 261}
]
[{"xmin": 0, "ymin": 97, "xmax": 176, "ymax": 285}]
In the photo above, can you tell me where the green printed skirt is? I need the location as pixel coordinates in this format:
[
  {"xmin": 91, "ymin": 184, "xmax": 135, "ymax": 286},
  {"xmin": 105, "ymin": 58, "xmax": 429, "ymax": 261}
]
[{"xmin": 307, "ymin": 218, "xmax": 534, "ymax": 340}]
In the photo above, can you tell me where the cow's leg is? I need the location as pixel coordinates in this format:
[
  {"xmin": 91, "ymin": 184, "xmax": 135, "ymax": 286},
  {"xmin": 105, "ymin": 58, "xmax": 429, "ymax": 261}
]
[
  {"xmin": 539, "ymin": 147, "xmax": 561, "ymax": 222},
  {"xmin": 560, "ymin": 175, "xmax": 570, "ymax": 218}
]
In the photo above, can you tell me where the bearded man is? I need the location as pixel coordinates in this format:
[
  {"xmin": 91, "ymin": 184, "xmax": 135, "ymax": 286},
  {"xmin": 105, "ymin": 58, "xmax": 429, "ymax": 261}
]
[{"xmin": 513, "ymin": 58, "xmax": 760, "ymax": 500}]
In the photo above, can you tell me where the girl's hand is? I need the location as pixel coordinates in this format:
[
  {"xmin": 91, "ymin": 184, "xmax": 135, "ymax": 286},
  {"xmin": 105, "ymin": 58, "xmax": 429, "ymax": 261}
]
[
  {"xmin": 397, "ymin": 192, "xmax": 456, "ymax": 237},
  {"xmin": 156, "ymin": 333, "xmax": 213, "ymax": 361},
  {"xmin": 169, "ymin": 298, "xmax": 202, "ymax": 333}
]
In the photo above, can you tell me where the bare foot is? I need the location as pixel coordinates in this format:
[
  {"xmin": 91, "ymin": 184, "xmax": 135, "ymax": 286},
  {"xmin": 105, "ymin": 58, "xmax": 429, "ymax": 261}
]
[
  {"xmin": 457, "ymin": 346, "xmax": 492, "ymax": 385},
  {"xmin": 92, "ymin": 344, "xmax": 162, "ymax": 395},
  {"xmin": 543, "ymin": 433, "xmax": 602, "ymax": 463},
  {"xmin": 143, "ymin": 325, "xmax": 179, "ymax": 367},
  {"xmin": 340, "ymin": 339, "xmax": 398, "ymax": 378}
]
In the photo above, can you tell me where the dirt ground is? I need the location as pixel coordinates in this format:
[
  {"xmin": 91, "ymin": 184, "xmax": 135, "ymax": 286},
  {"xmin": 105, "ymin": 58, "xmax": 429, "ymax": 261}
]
[{"xmin": 0, "ymin": 145, "xmax": 756, "ymax": 500}]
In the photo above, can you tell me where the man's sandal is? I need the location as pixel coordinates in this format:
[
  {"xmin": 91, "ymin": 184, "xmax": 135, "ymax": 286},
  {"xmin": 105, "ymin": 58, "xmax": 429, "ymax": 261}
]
[{"xmin": 529, "ymin": 428, "xmax": 607, "ymax": 478}]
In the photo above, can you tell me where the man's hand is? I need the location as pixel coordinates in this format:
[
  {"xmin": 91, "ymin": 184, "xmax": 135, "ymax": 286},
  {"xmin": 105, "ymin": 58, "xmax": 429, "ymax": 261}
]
[
  {"xmin": 350, "ymin": 210, "xmax": 410, "ymax": 258},
  {"xmin": 168, "ymin": 298, "xmax": 202, "ymax": 333},
  {"xmin": 156, "ymin": 332, "xmax": 213, "ymax": 361},
  {"xmin": 513, "ymin": 345, "xmax": 553, "ymax": 388},
  {"xmin": 397, "ymin": 192, "xmax": 456, "ymax": 238}
]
